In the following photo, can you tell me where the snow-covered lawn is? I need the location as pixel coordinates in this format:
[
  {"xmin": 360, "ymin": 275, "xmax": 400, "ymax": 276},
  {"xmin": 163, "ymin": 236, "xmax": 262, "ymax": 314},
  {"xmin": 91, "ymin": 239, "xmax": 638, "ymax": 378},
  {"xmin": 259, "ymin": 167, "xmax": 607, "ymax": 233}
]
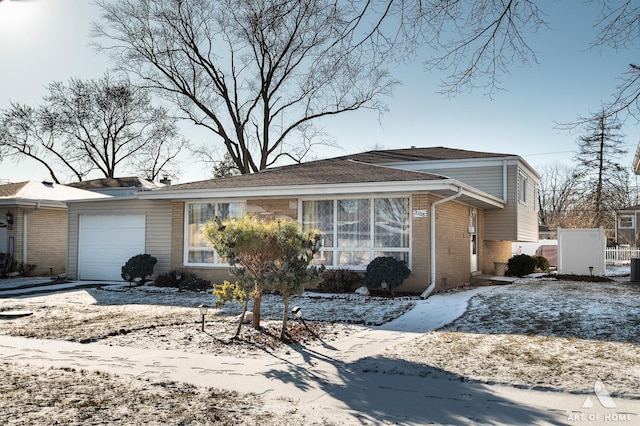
[
  {"xmin": 0, "ymin": 276, "xmax": 638, "ymax": 424},
  {"xmin": 379, "ymin": 278, "xmax": 640, "ymax": 398}
]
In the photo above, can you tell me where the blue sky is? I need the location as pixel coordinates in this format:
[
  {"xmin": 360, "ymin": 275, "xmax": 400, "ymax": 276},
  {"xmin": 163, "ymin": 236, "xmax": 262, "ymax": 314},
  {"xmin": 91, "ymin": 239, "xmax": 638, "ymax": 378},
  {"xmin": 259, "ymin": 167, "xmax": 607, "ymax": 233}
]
[{"xmin": 1, "ymin": 0, "xmax": 638, "ymax": 184}]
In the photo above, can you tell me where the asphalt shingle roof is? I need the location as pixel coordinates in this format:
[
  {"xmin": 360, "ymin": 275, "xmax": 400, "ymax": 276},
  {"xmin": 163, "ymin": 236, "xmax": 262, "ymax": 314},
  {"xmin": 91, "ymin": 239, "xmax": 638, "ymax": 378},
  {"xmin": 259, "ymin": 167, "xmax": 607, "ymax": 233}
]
[
  {"xmin": 162, "ymin": 158, "xmax": 448, "ymax": 191},
  {"xmin": 343, "ymin": 146, "xmax": 515, "ymax": 163},
  {"xmin": 0, "ymin": 182, "xmax": 28, "ymax": 198}
]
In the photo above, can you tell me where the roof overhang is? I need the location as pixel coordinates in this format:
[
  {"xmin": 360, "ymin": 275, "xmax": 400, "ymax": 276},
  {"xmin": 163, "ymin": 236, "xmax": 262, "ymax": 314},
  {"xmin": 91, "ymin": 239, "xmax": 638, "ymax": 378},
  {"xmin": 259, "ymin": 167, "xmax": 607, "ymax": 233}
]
[
  {"xmin": 138, "ymin": 178, "xmax": 505, "ymax": 210},
  {"xmin": 0, "ymin": 199, "xmax": 69, "ymax": 209}
]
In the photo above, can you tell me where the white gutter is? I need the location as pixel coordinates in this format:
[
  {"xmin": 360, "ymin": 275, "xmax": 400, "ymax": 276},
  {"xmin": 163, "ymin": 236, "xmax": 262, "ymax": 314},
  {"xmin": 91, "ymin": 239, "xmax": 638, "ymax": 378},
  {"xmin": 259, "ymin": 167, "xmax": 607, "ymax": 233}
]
[{"xmin": 420, "ymin": 187, "xmax": 464, "ymax": 299}]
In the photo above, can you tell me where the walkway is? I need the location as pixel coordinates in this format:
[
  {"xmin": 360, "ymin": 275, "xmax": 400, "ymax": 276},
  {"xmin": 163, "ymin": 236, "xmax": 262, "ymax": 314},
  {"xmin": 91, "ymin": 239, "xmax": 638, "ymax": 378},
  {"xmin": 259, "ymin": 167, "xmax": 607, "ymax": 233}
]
[{"xmin": 1, "ymin": 286, "xmax": 638, "ymax": 425}]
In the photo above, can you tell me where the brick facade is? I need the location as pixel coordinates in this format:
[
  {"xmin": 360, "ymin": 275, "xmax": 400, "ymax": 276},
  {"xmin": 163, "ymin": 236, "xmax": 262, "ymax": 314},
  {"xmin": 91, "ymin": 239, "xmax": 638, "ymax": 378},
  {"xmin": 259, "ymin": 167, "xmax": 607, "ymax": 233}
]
[
  {"xmin": 481, "ymin": 239, "xmax": 513, "ymax": 274},
  {"xmin": 3, "ymin": 207, "xmax": 68, "ymax": 276},
  {"xmin": 433, "ymin": 200, "xmax": 474, "ymax": 291}
]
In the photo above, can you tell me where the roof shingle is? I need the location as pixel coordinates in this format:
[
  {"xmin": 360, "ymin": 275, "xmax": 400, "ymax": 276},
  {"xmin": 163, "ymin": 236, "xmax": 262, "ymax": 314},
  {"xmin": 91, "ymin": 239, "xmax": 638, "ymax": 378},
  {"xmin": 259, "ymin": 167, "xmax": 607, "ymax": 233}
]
[
  {"xmin": 343, "ymin": 146, "xmax": 515, "ymax": 163},
  {"xmin": 163, "ymin": 158, "xmax": 447, "ymax": 191}
]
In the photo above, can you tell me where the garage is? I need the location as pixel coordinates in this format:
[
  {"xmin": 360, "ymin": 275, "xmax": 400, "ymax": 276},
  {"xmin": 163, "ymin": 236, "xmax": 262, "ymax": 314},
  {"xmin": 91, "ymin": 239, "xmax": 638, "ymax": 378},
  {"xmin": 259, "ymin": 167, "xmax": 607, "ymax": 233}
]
[{"xmin": 78, "ymin": 215, "xmax": 146, "ymax": 280}]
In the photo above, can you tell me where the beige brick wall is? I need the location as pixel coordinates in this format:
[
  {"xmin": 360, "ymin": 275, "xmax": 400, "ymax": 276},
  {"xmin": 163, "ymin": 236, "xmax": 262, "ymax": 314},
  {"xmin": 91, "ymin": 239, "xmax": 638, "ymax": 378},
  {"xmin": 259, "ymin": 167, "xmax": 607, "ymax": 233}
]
[
  {"xmin": 25, "ymin": 208, "xmax": 68, "ymax": 276},
  {"xmin": 481, "ymin": 240, "xmax": 513, "ymax": 274},
  {"xmin": 400, "ymin": 194, "xmax": 430, "ymax": 293},
  {"xmin": 398, "ymin": 195, "xmax": 481, "ymax": 293},
  {"xmin": 433, "ymin": 200, "xmax": 473, "ymax": 291},
  {"xmin": 4, "ymin": 207, "xmax": 68, "ymax": 276}
]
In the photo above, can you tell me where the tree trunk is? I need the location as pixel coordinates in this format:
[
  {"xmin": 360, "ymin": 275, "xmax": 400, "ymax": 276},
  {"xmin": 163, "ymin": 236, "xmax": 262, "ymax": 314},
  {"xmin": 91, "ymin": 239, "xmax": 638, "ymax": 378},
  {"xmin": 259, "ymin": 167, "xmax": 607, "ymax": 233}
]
[
  {"xmin": 252, "ymin": 283, "xmax": 263, "ymax": 329},
  {"xmin": 280, "ymin": 295, "xmax": 289, "ymax": 341},
  {"xmin": 234, "ymin": 298, "xmax": 250, "ymax": 338}
]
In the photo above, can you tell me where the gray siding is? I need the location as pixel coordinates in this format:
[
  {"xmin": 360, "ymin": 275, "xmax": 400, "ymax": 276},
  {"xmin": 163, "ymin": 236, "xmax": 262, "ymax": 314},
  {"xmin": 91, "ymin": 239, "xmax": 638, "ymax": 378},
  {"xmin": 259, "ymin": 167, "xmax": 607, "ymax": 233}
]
[
  {"xmin": 67, "ymin": 199, "xmax": 172, "ymax": 280},
  {"xmin": 516, "ymin": 167, "xmax": 540, "ymax": 241},
  {"xmin": 417, "ymin": 165, "xmax": 505, "ymax": 199},
  {"xmin": 481, "ymin": 165, "xmax": 538, "ymax": 242},
  {"xmin": 483, "ymin": 166, "xmax": 517, "ymax": 241}
]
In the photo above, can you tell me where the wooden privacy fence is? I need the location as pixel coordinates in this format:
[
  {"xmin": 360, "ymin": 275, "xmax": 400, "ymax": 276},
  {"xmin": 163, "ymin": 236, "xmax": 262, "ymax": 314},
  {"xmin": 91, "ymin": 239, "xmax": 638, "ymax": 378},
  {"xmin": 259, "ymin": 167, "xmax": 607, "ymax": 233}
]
[{"xmin": 606, "ymin": 247, "xmax": 640, "ymax": 265}]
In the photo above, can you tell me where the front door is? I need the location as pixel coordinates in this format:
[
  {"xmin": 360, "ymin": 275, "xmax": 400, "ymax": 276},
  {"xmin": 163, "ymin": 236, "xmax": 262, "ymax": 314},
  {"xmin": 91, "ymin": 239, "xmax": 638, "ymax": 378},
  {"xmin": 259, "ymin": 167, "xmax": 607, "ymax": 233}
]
[{"xmin": 470, "ymin": 209, "xmax": 478, "ymax": 272}]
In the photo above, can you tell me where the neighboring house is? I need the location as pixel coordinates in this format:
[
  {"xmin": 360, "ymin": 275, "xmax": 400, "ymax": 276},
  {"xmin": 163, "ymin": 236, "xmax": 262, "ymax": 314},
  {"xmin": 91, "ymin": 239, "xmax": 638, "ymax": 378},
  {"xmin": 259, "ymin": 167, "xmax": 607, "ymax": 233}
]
[
  {"xmin": 65, "ymin": 147, "xmax": 540, "ymax": 295},
  {"xmin": 614, "ymin": 205, "xmax": 640, "ymax": 246},
  {"xmin": 68, "ymin": 176, "xmax": 167, "ymax": 197},
  {"xmin": 0, "ymin": 181, "xmax": 108, "ymax": 276}
]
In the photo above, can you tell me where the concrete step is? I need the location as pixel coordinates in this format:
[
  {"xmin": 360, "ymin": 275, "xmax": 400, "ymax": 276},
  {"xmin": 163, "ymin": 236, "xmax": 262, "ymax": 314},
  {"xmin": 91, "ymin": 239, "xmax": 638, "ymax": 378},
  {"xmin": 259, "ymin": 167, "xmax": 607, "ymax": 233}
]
[{"xmin": 470, "ymin": 274, "xmax": 519, "ymax": 285}]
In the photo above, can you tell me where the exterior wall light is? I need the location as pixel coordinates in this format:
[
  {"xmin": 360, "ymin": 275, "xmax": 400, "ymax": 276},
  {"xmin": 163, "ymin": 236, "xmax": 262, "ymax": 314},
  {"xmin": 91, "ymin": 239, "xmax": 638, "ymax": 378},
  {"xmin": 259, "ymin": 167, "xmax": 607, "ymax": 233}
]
[
  {"xmin": 291, "ymin": 306, "xmax": 302, "ymax": 318},
  {"xmin": 5, "ymin": 211, "xmax": 13, "ymax": 225}
]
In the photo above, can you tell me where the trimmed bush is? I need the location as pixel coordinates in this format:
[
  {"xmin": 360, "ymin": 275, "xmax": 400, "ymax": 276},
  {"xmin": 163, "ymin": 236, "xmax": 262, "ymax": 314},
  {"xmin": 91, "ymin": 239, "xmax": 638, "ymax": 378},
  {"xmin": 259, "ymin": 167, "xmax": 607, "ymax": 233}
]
[
  {"xmin": 318, "ymin": 268, "xmax": 362, "ymax": 293},
  {"xmin": 507, "ymin": 254, "xmax": 536, "ymax": 277},
  {"xmin": 364, "ymin": 256, "xmax": 411, "ymax": 297},
  {"xmin": 121, "ymin": 253, "xmax": 157, "ymax": 284},
  {"xmin": 179, "ymin": 276, "xmax": 212, "ymax": 292},
  {"xmin": 17, "ymin": 262, "xmax": 36, "ymax": 277},
  {"xmin": 153, "ymin": 270, "xmax": 194, "ymax": 287},
  {"xmin": 0, "ymin": 252, "xmax": 16, "ymax": 278},
  {"xmin": 532, "ymin": 255, "xmax": 550, "ymax": 272}
]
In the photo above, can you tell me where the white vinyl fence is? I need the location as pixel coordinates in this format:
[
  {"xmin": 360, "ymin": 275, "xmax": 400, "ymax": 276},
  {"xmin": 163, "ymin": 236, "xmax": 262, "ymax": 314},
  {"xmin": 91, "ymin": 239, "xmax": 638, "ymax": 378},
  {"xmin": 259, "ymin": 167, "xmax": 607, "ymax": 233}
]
[{"xmin": 606, "ymin": 246, "xmax": 640, "ymax": 265}]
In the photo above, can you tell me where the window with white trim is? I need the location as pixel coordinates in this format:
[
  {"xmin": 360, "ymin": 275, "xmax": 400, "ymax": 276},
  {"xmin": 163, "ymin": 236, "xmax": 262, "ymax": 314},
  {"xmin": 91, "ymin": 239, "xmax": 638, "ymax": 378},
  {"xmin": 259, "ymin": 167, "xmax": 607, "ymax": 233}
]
[
  {"xmin": 185, "ymin": 201, "xmax": 245, "ymax": 265},
  {"xmin": 518, "ymin": 173, "xmax": 527, "ymax": 203},
  {"xmin": 302, "ymin": 197, "xmax": 410, "ymax": 269},
  {"xmin": 618, "ymin": 214, "xmax": 634, "ymax": 229}
]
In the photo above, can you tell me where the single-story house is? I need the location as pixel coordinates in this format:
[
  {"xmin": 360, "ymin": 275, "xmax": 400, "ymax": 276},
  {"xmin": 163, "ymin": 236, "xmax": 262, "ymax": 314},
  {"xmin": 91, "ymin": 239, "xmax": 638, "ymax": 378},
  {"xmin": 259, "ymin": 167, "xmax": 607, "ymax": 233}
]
[
  {"xmin": 65, "ymin": 147, "xmax": 540, "ymax": 295},
  {"xmin": 0, "ymin": 181, "xmax": 108, "ymax": 276}
]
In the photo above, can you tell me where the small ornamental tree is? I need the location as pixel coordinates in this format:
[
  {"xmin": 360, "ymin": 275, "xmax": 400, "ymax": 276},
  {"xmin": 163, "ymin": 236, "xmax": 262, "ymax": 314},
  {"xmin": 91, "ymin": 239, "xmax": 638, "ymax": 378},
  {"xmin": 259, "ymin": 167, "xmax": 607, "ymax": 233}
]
[
  {"xmin": 204, "ymin": 215, "xmax": 321, "ymax": 339},
  {"xmin": 364, "ymin": 256, "xmax": 411, "ymax": 297},
  {"xmin": 264, "ymin": 224, "xmax": 322, "ymax": 340},
  {"xmin": 121, "ymin": 253, "xmax": 157, "ymax": 284}
]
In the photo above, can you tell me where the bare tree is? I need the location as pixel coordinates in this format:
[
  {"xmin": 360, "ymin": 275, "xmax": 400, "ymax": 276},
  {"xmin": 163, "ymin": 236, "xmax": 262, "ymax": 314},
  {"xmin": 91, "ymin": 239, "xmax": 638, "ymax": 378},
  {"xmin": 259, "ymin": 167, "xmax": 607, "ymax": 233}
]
[
  {"xmin": 574, "ymin": 111, "xmax": 628, "ymax": 228},
  {"xmin": 192, "ymin": 149, "xmax": 241, "ymax": 179},
  {"xmin": 537, "ymin": 163, "xmax": 580, "ymax": 228},
  {"xmin": 91, "ymin": 0, "xmax": 397, "ymax": 174},
  {"xmin": 1, "ymin": 103, "xmax": 82, "ymax": 183},
  {"xmin": 0, "ymin": 74, "xmax": 188, "ymax": 183},
  {"xmin": 411, "ymin": 0, "xmax": 640, "ymax": 122},
  {"xmin": 590, "ymin": 1, "xmax": 640, "ymax": 120},
  {"xmin": 415, "ymin": 0, "xmax": 547, "ymax": 96}
]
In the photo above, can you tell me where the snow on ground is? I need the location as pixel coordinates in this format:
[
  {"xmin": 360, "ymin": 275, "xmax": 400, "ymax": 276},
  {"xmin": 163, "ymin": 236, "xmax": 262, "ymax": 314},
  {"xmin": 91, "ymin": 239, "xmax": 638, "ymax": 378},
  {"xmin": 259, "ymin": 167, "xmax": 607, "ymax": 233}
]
[
  {"xmin": 0, "ymin": 274, "xmax": 639, "ymax": 424},
  {"xmin": 380, "ymin": 277, "xmax": 640, "ymax": 399}
]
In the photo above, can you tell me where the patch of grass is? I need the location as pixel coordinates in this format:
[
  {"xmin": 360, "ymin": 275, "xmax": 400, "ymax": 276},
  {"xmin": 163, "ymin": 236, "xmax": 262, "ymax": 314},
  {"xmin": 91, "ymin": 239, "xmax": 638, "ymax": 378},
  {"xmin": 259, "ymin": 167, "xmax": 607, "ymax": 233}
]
[{"xmin": 545, "ymin": 274, "xmax": 612, "ymax": 282}]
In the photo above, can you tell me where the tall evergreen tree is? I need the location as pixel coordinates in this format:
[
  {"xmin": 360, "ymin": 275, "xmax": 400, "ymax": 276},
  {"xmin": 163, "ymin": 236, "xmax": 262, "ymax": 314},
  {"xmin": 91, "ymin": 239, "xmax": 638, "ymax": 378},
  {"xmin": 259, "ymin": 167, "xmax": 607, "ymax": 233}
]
[{"xmin": 573, "ymin": 112, "xmax": 628, "ymax": 228}]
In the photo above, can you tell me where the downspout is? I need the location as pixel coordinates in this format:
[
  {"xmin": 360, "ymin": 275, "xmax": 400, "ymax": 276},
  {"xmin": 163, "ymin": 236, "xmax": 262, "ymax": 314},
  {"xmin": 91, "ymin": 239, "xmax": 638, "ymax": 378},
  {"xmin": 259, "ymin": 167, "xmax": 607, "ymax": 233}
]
[
  {"xmin": 22, "ymin": 202, "xmax": 41, "ymax": 265},
  {"xmin": 502, "ymin": 160, "xmax": 508, "ymax": 201},
  {"xmin": 420, "ymin": 187, "xmax": 464, "ymax": 299}
]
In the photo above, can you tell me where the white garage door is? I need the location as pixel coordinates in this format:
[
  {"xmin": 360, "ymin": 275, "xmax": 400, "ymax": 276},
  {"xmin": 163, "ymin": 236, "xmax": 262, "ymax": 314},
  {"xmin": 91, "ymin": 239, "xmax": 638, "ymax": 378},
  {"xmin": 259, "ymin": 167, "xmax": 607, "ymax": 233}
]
[{"xmin": 78, "ymin": 215, "xmax": 146, "ymax": 280}]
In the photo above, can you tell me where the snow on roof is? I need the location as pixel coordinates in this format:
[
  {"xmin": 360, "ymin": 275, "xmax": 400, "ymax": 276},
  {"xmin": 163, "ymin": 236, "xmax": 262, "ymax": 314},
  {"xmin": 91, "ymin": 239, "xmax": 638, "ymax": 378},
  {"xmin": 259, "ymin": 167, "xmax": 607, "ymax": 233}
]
[{"xmin": 0, "ymin": 181, "xmax": 110, "ymax": 204}]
